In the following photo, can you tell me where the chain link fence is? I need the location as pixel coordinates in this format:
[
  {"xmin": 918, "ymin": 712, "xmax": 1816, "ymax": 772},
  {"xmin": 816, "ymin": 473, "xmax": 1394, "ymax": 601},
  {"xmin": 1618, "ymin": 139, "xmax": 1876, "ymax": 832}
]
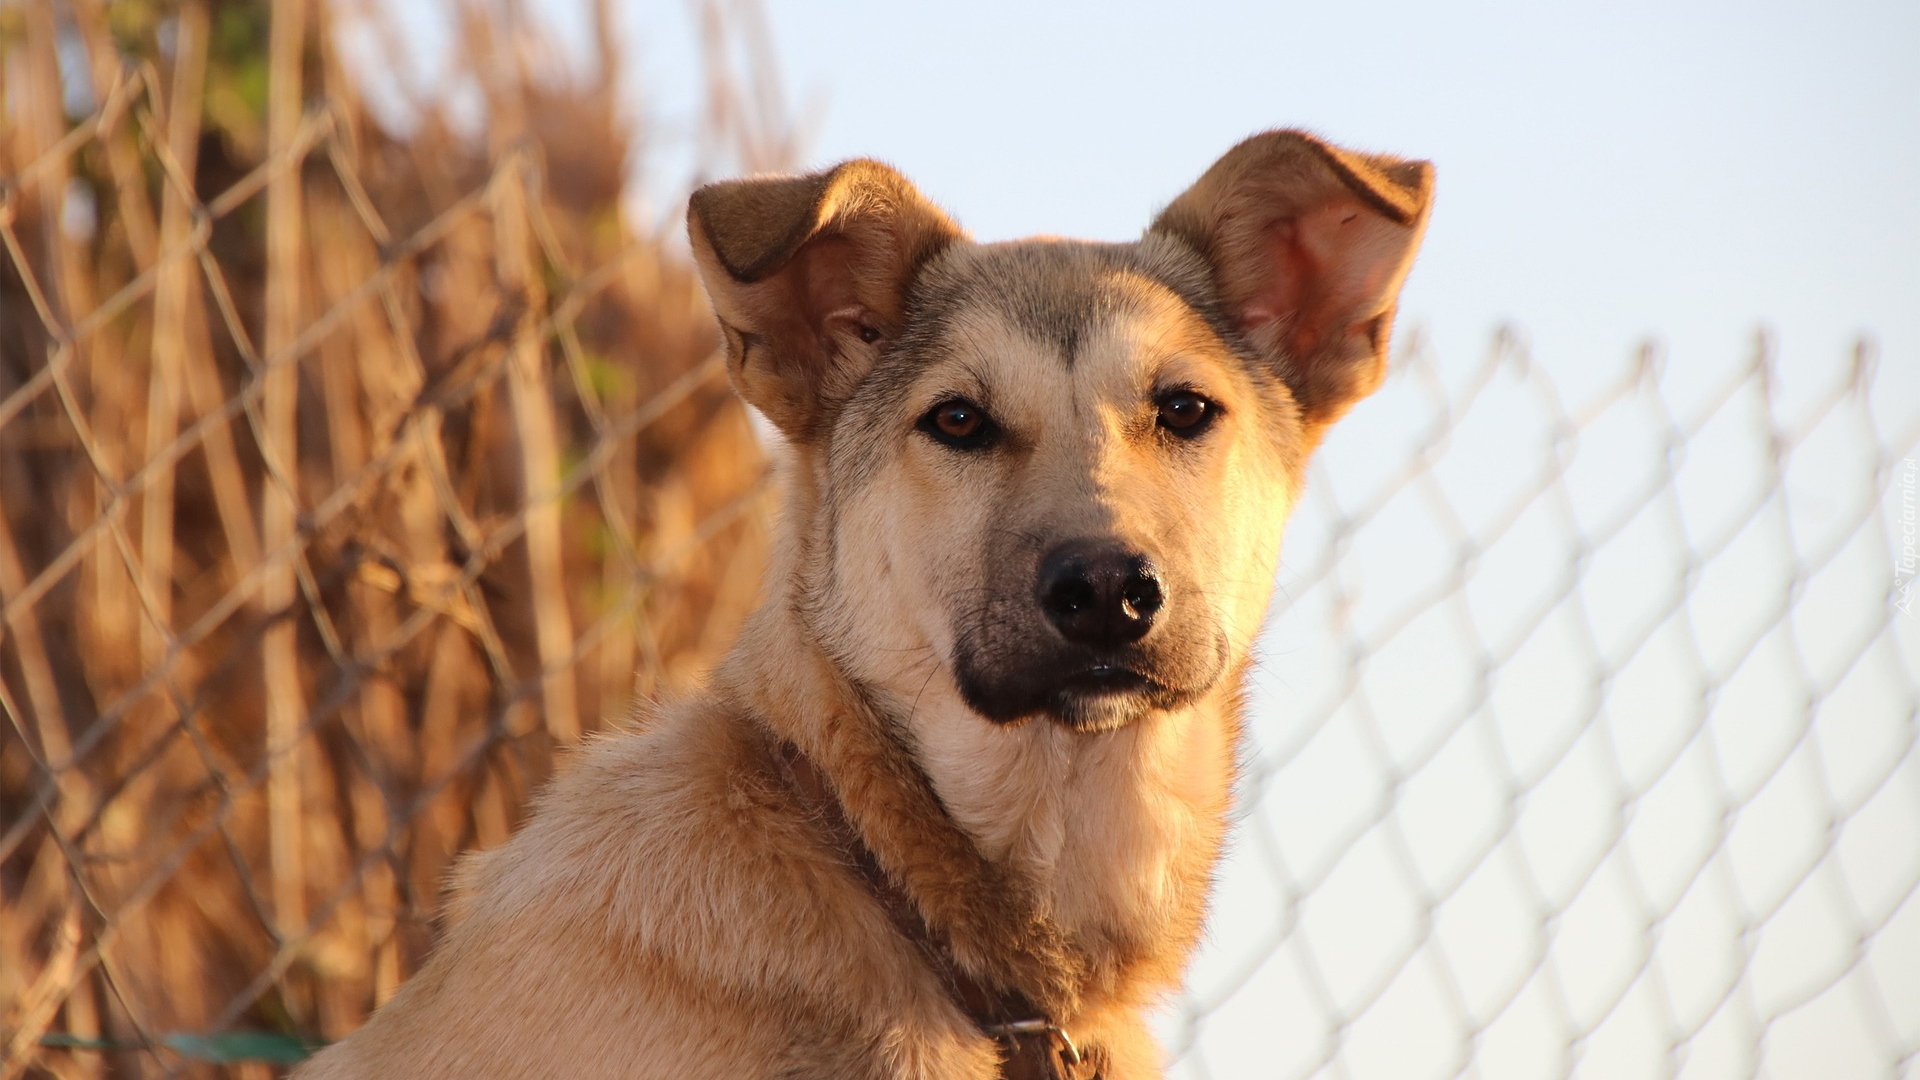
[
  {"xmin": 1166, "ymin": 331, "xmax": 1920, "ymax": 1079},
  {"xmin": 4, "ymin": 5, "xmax": 1918, "ymax": 1080}
]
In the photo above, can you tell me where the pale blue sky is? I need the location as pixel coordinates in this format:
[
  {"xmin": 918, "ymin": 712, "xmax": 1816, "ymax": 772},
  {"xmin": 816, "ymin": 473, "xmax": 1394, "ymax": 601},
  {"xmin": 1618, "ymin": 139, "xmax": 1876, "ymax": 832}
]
[{"xmin": 621, "ymin": 0, "xmax": 1920, "ymax": 415}]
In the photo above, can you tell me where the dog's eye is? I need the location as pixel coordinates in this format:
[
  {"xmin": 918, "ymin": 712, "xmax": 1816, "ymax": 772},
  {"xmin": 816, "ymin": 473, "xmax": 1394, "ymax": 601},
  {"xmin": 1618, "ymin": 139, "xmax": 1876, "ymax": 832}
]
[
  {"xmin": 918, "ymin": 399, "xmax": 999, "ymax": 450},
  {"xmin": 1156, "ymin": 391, "xmax": 1217, "ymax": 438}
]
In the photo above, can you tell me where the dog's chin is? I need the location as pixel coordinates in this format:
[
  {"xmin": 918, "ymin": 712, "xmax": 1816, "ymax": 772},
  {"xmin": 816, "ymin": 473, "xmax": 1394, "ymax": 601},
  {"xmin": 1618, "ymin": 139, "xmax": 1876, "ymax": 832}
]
[{"xmin": 1045, "ymin": 690, "xmax": 1153, "ymax": 733}]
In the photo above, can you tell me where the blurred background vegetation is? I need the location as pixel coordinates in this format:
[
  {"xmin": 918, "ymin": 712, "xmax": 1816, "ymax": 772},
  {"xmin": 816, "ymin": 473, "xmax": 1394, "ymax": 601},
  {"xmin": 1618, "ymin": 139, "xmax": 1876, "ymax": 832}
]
[{"xmin": 0, "ymin": 2, "xmax": 784, "ymax": 1074}]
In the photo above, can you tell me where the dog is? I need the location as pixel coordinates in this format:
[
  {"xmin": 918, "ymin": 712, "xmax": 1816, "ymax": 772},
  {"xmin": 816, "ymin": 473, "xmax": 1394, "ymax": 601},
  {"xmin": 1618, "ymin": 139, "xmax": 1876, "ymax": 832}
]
[{"xmin": 297, "ymin": 129, "xmax": 1432, "ymax": 1080}]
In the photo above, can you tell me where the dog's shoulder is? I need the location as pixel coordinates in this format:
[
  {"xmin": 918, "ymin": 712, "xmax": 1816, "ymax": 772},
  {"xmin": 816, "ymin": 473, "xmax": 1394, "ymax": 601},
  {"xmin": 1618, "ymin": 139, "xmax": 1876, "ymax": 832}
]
[
  {"xmin": 452, "ymin": 696, "xmax": 793, "ymax": 931},
  {"xmin": 301, "ymin": 697, "xmax": 985, "ymax": 1079}
]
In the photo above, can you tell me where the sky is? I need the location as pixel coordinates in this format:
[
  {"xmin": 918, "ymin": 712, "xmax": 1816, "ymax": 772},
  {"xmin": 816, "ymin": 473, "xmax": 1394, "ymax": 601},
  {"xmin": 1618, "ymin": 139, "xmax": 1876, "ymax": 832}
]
[{"xmin": 619, "ymin": 0, "xmax": 1920, "ymax": 419}]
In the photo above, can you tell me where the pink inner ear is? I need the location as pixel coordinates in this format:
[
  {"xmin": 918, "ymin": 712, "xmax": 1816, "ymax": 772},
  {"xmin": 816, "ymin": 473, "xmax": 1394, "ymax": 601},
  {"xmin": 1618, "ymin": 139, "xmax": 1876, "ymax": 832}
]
[
  {"xmin": 797, "ymin": 234, "xmax": 887, "ymax": 343},
  {"xmin": 1238, "ymin": 198, "xmax": 1398, "ymax": 363},
  {"xmin": 797, "ymin": 236, "xmax": 859, "ymax": 322}
]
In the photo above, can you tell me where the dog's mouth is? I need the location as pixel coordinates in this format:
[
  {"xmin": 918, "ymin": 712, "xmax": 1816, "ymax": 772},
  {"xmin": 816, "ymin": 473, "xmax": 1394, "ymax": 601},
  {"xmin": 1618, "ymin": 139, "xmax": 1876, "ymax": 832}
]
[
  {"xmin": 950, "ymin": 611, "xmax": 1232, "ymax": 733},
  {"xmin": 953, "ymin": 644, "xmax": 1210, "ymax": 733},
  {"xmin": 1061, "ymin": 663, "xmax": 1152, "ymax": 696},
  {"xmin": 1041, "ymin": 664, "xmax": 1168, "ymax": 732}
]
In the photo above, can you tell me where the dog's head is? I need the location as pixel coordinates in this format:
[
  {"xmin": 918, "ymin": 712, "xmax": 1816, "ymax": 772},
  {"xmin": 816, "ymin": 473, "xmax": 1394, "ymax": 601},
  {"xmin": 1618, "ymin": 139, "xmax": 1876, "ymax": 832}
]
[{"xmin": 690, "ymin": 133, "xmax": 1431, "ymax": 733}]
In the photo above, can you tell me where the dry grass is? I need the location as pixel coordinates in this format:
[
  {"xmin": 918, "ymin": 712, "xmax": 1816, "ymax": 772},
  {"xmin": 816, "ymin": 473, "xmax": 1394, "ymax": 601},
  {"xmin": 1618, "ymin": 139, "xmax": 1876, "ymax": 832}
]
[{"xmin": 0, "ymin": 1, "xmax": 785, "ymax": 1074}]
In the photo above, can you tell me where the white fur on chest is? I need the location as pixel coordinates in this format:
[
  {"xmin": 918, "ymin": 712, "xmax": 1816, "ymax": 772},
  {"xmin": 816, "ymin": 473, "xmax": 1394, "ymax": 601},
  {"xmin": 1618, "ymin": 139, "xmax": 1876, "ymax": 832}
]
[{"xmin": 902, "ymin": 689, "xmax": 1229, "ymax": 941}]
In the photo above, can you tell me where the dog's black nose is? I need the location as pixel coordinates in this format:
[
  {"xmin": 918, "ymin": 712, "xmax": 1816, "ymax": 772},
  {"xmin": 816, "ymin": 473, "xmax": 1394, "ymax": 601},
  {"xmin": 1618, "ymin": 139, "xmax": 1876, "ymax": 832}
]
[{"xmin": 1037, "ymin": 539, "xmax": 1163, "ymax": 649}]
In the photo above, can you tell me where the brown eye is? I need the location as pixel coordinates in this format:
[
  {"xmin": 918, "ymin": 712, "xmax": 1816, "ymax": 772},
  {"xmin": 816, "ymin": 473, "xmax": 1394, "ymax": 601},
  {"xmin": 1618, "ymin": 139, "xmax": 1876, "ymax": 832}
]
[
  {"xmin": 937, "ymin": 404, "xmax": 979, "ymax": 437},
  {"xmin": 1156, "ymin": 391, "xmax": 1216, "ymax": 438},
  {"xmin": 918, "ymin": 399, "xmax": 999, "ymax": 450}
]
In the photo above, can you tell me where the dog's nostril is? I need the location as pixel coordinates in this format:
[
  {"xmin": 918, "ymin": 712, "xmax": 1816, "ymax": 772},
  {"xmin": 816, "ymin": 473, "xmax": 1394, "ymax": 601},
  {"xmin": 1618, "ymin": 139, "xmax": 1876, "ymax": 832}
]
[
  {"xmin": 1036, "ymin": 540, "xmax": 1164, "ymax": 648},
  {"xmin": 1122, "ymin": 572, "xmax": 1163, "ymax": 618},
  {"xmin": 1048, "ymin": 576, "xmax": 1097, "ymax": 615}
]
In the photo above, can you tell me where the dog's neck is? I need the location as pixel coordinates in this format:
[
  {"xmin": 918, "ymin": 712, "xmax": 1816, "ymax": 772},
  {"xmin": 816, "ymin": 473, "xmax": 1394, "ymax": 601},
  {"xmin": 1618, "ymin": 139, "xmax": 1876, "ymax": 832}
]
[{"xmin": 718, "ymin": 591, "xmax": 1083, "ymax": 1012}]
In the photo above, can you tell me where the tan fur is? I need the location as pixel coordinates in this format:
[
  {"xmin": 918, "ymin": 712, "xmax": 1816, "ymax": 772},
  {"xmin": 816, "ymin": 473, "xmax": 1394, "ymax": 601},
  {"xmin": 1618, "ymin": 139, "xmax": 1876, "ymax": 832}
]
[{"xmin": 298, "ymin": 130, "xmax": 1432, "ymax": 1079}]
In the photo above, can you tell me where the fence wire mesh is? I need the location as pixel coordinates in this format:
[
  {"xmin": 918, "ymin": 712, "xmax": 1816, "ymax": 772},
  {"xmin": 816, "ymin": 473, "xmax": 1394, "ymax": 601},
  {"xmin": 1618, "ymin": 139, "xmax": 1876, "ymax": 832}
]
[
  {"xmin": 1165, "ymin": 331, "xmax": 1920, "ymax": 1080},
  {"xmin": 3, "ymin": 7, "xmax": 1918, "ymax": 1080}
]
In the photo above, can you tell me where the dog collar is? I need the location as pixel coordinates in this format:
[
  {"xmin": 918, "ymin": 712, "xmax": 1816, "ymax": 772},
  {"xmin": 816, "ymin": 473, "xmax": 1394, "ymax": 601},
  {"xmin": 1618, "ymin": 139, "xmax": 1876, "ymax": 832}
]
[{"xmin": 770, "ymin": 739, "xmax": 1100, "ymax": 1080}]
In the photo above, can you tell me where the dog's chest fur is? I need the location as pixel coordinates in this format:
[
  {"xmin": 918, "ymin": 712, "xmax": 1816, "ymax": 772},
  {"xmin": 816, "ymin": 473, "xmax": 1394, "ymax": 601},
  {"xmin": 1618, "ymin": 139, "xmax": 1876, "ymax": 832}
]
[{"xmin": 905, "ymin": 688, "xmax": 1234, "ymax": 961}]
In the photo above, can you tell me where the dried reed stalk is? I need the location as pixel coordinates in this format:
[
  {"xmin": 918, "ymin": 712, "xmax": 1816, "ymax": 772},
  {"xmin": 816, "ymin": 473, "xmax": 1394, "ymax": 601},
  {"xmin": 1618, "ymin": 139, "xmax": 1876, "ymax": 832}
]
[{"xmin": 262, "ymin": 0, "xmax": 311, "ymax": 945}]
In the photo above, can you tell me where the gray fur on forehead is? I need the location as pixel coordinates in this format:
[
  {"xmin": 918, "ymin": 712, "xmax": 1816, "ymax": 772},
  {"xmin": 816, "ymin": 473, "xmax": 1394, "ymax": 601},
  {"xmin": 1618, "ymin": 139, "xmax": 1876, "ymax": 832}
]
[
  {"xmin": 896, "ymin": 234, "xmax": 1229, "ymax": 364},
  {"xmin": 850, "ymin": 234, "xmax": 1233, "ymax": 425}
]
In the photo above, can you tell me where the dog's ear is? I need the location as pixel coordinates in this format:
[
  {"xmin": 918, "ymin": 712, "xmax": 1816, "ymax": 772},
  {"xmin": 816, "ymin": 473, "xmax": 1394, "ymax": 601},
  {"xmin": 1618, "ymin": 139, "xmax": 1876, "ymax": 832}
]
[
  {"xmin": 1150, "ymin": 131, "xmax": 1433, "ymax": 430},
  {"xmin": 688, "ymin": 161, "xmax": 964, "ymax": 440}
]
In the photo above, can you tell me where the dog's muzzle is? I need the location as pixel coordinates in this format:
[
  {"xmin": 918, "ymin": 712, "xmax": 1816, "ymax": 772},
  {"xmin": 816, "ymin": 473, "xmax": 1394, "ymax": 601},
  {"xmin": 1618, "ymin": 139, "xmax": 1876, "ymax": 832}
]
[{"xmin": 954, "ymin": 536, "xmax": 1225, "ymax": 731}]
